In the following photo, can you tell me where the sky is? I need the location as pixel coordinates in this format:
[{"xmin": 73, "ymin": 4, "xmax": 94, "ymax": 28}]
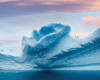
[{"xmin": 0, "ymin": 0, "xmax": 100, "ymax": 42}]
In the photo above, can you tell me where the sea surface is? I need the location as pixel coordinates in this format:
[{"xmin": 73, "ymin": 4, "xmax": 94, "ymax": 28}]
[{"xmin": 0, "ymin": 70, "xmax": 100, "ymax": 80}]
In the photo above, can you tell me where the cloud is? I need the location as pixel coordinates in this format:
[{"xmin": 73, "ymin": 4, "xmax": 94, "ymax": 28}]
[
  {"xmin": 83, "ymin": 16, "xmax": 100, "ymax": 28},
  {"xmin": 15, "ymin": 0, "xmax": 82, "ymax": 6},
  {"xmin": 13, "ymin": 0, "xmax": 100, "ymax": 12},
  {"xmin": 82, "ymin": 16, "xmax": 94, "ymax": 24},
  {"xmin": 14, "ymin": 0, "xmax": 89, "ymax": 13},
  {"xmin": 1, "ymin": 0, "xmax": 100, "ymax": 17},
  {"xmin": 0, "ymin": 0, "xmax": 17, "ymax": 3}
]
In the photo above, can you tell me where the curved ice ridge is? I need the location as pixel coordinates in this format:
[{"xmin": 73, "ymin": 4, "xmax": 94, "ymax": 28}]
[
  {"xmin": 22, "ymin": 24, "xmax": 100, "ymax": 68},
  {"xmin": 0, "ymin": 24, "xmax": 100, "ymax": 70},
  {"xmin": 22, "ymin": 24, "xmax": 71, "ymax": 62}
]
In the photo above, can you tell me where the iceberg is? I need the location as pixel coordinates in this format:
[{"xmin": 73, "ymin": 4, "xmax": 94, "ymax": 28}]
[
  {"xmin": 0, "ymin": 23, "xmax": 100, "ymax": 70},
  {"xmin": 22, "ymin": 24, "xmax": 80, "ymax": 65},
  {"xmin": 22, "ymin": 24, "xmax": 100, "ymax": 68}
]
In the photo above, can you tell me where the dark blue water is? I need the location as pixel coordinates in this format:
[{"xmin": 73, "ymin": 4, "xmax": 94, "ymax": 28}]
[{"xmin": 0, "ymin": 70, "xmax": 100, "ymax": 80}]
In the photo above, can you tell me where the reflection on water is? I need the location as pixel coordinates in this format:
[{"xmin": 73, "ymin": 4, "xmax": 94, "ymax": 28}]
[{"xmin": 0, "ymin": 70, "xmax": 100, "ymax": 80}]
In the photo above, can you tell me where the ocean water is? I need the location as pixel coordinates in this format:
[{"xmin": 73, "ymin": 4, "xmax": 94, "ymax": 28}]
[{"xmin": 0, "ymin": 70, "xmax": 100, "ymax": 80}]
